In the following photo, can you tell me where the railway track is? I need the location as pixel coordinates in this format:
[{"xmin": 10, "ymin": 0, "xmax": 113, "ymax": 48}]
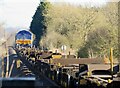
[{"xmin": 14, "ymin": 47, "xmax": 60, "ymax": 87}]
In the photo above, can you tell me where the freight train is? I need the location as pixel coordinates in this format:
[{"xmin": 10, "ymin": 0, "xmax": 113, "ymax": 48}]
[{"xmin": 14, "ymin": 30, "xmax": 120, "ymax": 88}]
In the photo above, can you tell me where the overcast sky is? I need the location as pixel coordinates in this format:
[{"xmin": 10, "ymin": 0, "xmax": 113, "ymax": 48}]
[{"xmin": 0, "ymin": 0, "xmax": 110, "ymax": 29}]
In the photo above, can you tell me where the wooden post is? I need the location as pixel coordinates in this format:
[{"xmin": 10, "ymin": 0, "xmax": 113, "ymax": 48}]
[
  {"xmin": 5, "ymin": 47, "xmax": 9, "ymax": 78},
  {"xmin": 4, "ymin": 29, "xmax": 9, "ymax": 78},
  {"xmin": 8, "ymin": 60, "xmax": 15, "ymax": 77},
  {"xmin": 2, "ymin": 54, "xmax": 4, "ymax": 77},
  {"xmin": 109, "ymin": 48, "xmax": 113, "ymax": 78}
]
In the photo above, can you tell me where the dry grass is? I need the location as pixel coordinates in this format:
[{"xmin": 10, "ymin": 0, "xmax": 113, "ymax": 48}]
[{"xmin": 0, "ymin": 46, "xmax": 6, "ymax": 57}]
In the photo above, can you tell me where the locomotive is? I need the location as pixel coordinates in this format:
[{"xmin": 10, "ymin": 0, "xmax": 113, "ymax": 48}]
[{"xmin": 15, "ymin": 29, "xmax": 33, "ymax": 47}]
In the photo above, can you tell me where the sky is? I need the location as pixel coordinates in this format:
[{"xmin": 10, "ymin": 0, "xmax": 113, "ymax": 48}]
[
  {"xmin": 0, "ymin": 0, "xmax": 40, "ymax": 29},
  {"xmin": 0, "ymin": 0, "xmax": 111, "ymax": 29}
]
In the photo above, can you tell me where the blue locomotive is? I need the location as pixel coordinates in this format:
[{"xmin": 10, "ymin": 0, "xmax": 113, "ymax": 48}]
[{"xmin": 15, "ymin": 29, "xmax": 33, "ymax": 47}]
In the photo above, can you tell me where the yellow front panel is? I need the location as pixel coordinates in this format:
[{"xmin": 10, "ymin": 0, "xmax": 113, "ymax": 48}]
[{"xmin": 16, "ymin": 40, "xmax": 31, "ymax": 44}]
